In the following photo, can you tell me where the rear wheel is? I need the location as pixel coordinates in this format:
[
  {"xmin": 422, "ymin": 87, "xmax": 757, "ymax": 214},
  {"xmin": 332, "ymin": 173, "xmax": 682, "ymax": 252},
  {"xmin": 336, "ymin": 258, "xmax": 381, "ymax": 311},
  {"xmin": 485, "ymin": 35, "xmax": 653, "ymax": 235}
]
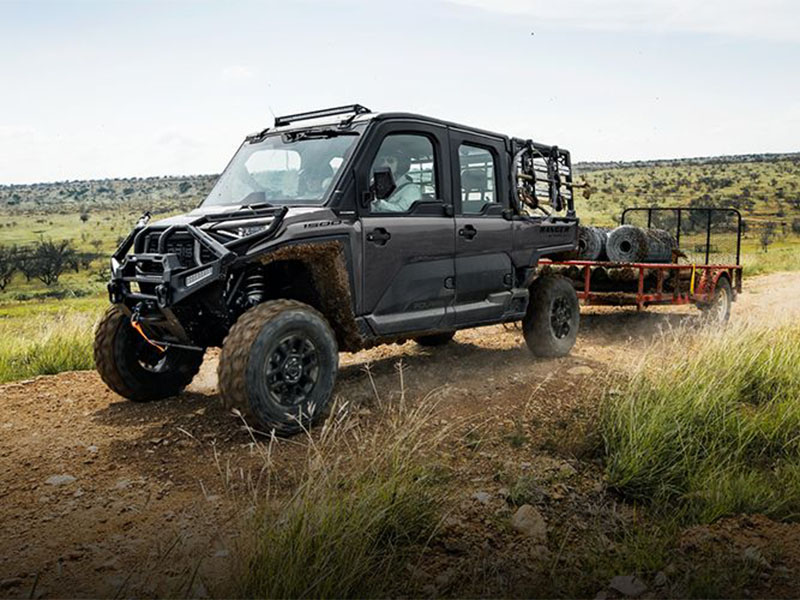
[
  {"xmin": 699, "ymin": 276, "xmax": 732, "ymax": 325},
  {"xmin": 217, "ymin": 300, "xmax": 338, "ymax": 436},
  {"xmin": 93, "ymin": 306, "xmax": 204, "ymax": 401},
  {"xmin": 414, "ymin": 331, "xmax": 455, "ymax": 347},
  {"xmin": 522, "ymin": 275, "xmax": 580, "ymax": 358}
]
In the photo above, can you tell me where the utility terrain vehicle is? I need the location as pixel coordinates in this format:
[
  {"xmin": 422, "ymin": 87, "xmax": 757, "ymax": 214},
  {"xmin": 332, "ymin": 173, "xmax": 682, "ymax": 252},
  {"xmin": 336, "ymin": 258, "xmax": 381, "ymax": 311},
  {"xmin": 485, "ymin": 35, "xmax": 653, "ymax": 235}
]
[{"xmin": 95, "ymin": 104, "xmax": 581, "ymax": 434}]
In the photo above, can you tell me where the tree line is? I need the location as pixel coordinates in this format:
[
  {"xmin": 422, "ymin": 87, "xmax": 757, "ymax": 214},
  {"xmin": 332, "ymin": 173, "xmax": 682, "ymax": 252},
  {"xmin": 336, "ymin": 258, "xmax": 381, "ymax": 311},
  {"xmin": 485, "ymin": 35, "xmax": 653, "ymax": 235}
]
[{"xmin": 0, "ymin": 240, "xmax": 101, "ymax": 290}]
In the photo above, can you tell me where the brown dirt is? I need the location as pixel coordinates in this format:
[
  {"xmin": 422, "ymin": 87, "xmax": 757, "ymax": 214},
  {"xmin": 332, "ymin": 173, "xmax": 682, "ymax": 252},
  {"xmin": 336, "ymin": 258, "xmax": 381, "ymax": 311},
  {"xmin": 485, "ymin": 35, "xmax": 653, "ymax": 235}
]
[{"xmin": 1, "ymin": 271, "xmax": 799, "ymax": 598}]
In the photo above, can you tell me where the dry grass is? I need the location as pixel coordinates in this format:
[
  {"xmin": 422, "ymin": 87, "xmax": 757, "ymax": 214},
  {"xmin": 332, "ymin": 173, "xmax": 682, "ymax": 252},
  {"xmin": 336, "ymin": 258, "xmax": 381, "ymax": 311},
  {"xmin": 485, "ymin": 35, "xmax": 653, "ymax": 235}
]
[
  {"xmin": 231, "ymin": 366, "xmax": 455, "ymax": 598},
  {"xmin": 602, "ymin": 321, "xmax": 800, "ymax": 523},
  {"xmin": 0, "ymin": 304, "xmax": 102, "ymax": 383}
]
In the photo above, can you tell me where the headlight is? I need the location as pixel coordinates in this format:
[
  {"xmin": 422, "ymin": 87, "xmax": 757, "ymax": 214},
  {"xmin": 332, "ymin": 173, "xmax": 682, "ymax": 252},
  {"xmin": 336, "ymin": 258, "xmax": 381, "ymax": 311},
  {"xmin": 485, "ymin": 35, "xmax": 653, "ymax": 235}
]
[
  {"xmin": 186, "ymin": 267, "xmax": 213, "ymax": 287},
  {"xmin": 236, "ymin": 225, "xmax": 267, "ymax": 237}
]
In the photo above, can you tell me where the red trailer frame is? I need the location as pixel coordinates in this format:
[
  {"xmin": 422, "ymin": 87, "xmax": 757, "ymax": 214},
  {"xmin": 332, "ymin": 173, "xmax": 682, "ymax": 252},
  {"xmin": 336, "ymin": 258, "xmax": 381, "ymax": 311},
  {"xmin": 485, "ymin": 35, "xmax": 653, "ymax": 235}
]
[
  {"xmin": 541, "ymin": 207, "xmax": 744, "ymax": 312},
  {"xmin": 539, "ymin": 259, "xmax": 743, "ymax": 311}
]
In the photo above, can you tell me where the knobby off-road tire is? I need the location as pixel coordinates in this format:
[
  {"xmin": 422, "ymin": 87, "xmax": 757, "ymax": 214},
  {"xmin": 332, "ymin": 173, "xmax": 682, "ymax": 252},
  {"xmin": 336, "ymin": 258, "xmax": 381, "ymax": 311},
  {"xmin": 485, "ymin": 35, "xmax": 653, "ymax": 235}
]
[
  {"xmin": 414, "ymin": 331, "xmax": 456, "ymax": 347},
  {"xmin": 522, "ymin": 275, "xmax": 580, "ymax": 358},
  {"xmin": 217, "ymin": 300, "xmax": 338, "ymax": 436},
  {"xmin": 699, "ymin": 276, "xmax": 732, "ymax": 325},
  {"xmin": 93, "ymin": 305, "xmax": 204, "ymax": 402}
]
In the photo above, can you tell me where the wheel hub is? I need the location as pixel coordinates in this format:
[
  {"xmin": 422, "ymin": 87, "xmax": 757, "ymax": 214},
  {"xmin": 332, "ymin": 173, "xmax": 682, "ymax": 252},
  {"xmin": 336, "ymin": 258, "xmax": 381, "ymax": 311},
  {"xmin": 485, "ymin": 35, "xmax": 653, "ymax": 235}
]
[
  {"xmin": 282, "ymin": 355, "xmax": 304, "ymax": 383},
  {"xmin": 550, "ymin": 297, "xmax": 573, "ymax": 339},
  {"xmin": 265, "ymin": 334, "xmax": 319, "ymax": 406}
]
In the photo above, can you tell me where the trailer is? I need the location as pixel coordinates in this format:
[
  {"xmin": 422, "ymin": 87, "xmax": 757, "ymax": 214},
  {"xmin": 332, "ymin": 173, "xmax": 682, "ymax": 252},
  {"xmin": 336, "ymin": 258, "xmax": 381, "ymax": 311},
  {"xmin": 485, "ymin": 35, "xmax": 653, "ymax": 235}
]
[{"xmin": 540, "ymin": 207, "xmax": 743, "ymax": 323}]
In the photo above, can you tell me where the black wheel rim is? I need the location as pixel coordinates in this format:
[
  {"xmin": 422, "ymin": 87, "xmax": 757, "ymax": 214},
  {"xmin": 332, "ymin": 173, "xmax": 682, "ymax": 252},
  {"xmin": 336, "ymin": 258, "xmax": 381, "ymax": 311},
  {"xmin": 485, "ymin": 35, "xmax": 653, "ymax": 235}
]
[
  {"xmin": 264, "ymin": 333, "xmax": 319, "ymax": 406},
  {"xmin": 550, "ymin": 297, "xmax": 573, "ymax": 339},
  {"xmin": 132, "ymin": 331, "xmax": 170, "ymax": 373}
]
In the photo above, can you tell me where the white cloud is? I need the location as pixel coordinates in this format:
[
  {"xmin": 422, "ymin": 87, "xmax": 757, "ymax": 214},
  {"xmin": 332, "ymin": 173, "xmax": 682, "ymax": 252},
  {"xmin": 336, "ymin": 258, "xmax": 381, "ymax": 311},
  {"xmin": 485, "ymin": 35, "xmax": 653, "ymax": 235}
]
[{"xmin": 446, "ymin": 0, "xmax": 800, "ymax": 43}]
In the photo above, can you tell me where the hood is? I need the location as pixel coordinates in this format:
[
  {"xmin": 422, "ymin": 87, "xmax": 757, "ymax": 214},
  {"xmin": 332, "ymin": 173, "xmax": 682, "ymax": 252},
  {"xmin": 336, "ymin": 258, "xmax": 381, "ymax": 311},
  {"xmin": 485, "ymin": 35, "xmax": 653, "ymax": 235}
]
[{"xmin": 150, "ymin": 205, "xmax": 331, "ymax": 229}]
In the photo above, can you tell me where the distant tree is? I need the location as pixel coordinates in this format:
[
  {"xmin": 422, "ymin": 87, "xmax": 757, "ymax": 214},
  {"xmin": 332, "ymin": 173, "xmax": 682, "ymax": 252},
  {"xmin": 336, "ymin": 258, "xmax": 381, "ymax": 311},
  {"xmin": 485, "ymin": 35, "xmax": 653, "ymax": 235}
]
[
  {"xmin": 760, "ymin": 222, "xmax": 777, "ymax": 252},
  {"xmin": 16, "ymin": 247, "xmax": 38, "ymax": 282},
  {"xmin": 80, "ymin": 211, "xmax": 90, "ymax": 223},
  {"xmin": 0, "ymin": 245, "xmax": 18, "ymax": 291},
  {"xmin": 30, "ymin": 240, "xmax": 80, "ymax": 286}
]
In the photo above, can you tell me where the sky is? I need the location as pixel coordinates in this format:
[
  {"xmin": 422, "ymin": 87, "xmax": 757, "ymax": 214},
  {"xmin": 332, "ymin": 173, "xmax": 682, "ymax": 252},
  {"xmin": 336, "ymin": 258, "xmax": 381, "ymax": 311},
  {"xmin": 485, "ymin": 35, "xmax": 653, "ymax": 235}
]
[{"xmin": 0, "ymin": 0, "xmax": 798, "ymax": 184}]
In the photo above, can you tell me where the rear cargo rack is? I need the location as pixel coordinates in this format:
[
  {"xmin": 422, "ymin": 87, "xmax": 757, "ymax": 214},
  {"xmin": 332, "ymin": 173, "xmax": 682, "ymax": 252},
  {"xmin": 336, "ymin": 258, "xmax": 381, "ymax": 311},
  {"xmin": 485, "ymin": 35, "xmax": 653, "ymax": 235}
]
[{"xmin": 274, "ymin": 104, "xmax": 371, "ymax": 127}]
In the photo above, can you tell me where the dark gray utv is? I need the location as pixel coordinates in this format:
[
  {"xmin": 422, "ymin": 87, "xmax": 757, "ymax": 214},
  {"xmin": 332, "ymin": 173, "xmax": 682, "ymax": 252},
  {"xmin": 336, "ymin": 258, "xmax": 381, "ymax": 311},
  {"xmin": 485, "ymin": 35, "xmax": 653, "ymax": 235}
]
[{"xmin": 95, "ymin": 104, "xmax": 581, "ymax": 435}]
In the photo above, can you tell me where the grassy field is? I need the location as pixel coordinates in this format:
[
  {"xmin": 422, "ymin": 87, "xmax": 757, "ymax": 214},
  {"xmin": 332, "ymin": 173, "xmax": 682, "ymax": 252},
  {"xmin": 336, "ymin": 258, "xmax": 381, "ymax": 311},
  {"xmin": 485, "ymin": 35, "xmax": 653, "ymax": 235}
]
[{"xmin": 0, "ymin": 296, "xmax": 105, "ymax": 383}]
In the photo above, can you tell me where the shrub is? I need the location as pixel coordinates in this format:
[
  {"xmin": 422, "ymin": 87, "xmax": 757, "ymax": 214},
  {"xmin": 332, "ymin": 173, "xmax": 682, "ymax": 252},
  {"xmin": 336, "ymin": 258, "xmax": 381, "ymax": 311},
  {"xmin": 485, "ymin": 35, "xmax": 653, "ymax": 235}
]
[
  {"xmin": 602, "ymin": 323, "xmax": 800, "ymax": 523},
  {"xmin": 0, "ymin": 311, "xmax": 96, "ymax": 383}
]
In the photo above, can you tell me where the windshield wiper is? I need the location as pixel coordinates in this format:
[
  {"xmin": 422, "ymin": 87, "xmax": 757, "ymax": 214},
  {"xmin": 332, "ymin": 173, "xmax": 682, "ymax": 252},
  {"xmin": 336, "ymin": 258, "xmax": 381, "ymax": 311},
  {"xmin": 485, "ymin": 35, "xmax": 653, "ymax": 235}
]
[{"xmin": 282, "ymin": 128, "xmax": 358, "ymax": 143}]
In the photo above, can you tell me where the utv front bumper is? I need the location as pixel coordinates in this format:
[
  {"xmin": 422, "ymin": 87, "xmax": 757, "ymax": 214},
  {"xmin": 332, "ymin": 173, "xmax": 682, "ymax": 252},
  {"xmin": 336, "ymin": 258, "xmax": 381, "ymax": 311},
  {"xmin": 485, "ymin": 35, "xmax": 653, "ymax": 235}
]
[{"xmin": 108, "ymin": 206, "xmax": 287, "ymax": 309}]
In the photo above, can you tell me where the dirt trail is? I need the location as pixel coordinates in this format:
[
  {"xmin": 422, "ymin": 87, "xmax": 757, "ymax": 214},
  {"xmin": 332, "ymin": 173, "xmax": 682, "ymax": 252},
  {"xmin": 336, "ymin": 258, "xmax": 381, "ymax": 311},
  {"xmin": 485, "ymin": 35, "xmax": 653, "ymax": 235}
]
[{"xmin": 0, "ymin": 272, "xmax": 798, "ymax": 597}]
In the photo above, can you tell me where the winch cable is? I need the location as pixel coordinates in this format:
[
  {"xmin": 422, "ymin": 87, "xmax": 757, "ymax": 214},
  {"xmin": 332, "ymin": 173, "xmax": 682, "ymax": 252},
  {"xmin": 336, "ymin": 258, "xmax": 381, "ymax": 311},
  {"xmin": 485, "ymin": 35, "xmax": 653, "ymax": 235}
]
[{"xmin": 130, "ymin": 312, "xmax": 166, "ymax": 353}]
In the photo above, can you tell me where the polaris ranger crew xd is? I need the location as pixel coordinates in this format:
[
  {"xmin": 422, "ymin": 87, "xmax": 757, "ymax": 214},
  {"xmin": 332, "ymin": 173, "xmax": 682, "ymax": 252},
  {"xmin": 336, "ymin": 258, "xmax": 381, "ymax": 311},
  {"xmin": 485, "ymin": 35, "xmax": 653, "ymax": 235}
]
[{"xmin": 95, "ymin": 104, "xmax": 581, "ymax": 435}]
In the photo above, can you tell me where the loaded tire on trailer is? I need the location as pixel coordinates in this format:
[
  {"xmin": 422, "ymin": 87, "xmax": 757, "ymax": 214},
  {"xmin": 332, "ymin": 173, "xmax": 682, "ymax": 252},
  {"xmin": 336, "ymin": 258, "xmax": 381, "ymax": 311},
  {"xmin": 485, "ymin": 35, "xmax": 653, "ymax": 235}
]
[
  {"xmin": 93, "ymin": 305, "xmax": 204, "ymax": 402},
  {"xmin": 523, "ymin": 274, "xmax": 580, "ymax": 358},
  {"xmin": 699, "ymin": 276, "xmax": 732, "ymax": 325},
  {"xmin": 414, "ymin": 331, "xmax": 456, "ymax": 347},
  {"xmin": 217, "ymin": 299, "xmax": 338, "ymax": 436}
]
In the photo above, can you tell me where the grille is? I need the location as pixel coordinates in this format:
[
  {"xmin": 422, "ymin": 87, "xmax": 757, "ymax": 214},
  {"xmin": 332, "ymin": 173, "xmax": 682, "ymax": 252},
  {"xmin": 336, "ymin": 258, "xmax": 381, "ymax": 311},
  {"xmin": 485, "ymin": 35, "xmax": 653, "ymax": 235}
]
[{"xmin": 143, "ymin": 231, "xmax": 215, "ymax": 268}]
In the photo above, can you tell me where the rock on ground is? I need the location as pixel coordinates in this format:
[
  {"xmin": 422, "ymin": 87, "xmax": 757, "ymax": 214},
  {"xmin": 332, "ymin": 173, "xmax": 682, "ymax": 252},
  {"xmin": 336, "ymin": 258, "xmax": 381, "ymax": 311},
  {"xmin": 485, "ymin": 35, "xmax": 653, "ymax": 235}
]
[
  {"xmin": 510, "ymin": 504, "xmax": 547, "ymax": 544},
  {"xmin": 609, "ymin": 575, "xmax": 648, "ymax": 598}
]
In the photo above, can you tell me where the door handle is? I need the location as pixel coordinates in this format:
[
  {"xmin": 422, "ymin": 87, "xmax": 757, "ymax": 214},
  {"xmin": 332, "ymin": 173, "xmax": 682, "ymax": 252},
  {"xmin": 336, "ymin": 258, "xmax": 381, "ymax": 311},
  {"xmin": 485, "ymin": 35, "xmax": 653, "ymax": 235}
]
[
  {"xmin": 458, "ymin": 224, "xmax": 477, "ymax": 240},
  {"xmin": 367, "ymin": 227, "xmax": 391, "ymax": 246}
]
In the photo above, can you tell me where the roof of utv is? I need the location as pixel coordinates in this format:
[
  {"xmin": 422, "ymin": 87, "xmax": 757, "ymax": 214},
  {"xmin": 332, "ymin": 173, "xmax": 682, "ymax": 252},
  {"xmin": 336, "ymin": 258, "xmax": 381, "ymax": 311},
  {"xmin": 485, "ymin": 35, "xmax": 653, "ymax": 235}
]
[{"xmin": 252, "ymin": 104, "xmax": 511, "ymax": 144}]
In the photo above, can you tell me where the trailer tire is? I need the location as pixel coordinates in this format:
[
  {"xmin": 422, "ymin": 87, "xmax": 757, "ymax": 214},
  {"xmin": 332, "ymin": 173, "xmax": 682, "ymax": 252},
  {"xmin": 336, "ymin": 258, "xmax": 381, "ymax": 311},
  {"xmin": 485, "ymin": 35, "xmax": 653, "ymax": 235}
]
[
  {"xmin": 523, "ymin": 275, "xmax": 580, "ymax": 358},
  {"xmin": 218, "ymin": 300, "xmax": 338, "ymax": 436},
  {"xmin": 414, "ymin": 331, "xmax": 456, "ymax": 347},
  {"xmin": 93, "ymin": 305, "xmax": 204, "ymax": 402},
  {"xmin": 699, "ymin": 276, "xmax": 732, "ymax": 325}
]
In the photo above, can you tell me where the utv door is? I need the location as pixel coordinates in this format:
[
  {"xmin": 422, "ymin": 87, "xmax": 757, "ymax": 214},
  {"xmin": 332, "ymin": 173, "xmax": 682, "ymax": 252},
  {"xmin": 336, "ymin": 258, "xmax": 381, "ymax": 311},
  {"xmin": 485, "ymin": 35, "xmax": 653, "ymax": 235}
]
[
  {"xmin": 450, "ymin": 130, "xmax": 513, "ymax": 325},
  {"xmin": 357, "ymin": 122, "xmax": 456, "ymax": 336}
]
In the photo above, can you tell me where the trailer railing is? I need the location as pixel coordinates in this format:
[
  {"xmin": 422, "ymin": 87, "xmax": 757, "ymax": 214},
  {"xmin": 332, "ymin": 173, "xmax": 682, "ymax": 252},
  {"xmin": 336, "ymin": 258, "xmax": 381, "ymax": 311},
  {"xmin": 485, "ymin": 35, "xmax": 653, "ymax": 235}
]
[{"xmin": 621, "ymin": 207, "xmax": 742, "ymax": 266}]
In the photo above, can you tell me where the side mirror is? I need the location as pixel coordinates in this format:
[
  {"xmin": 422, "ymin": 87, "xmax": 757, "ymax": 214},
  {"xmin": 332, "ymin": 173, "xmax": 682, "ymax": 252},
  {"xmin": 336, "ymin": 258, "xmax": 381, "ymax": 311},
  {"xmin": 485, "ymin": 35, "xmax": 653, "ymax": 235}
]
[{"xmin": 371, "ymin": 167, "xmax": 396, "ymax": 200}]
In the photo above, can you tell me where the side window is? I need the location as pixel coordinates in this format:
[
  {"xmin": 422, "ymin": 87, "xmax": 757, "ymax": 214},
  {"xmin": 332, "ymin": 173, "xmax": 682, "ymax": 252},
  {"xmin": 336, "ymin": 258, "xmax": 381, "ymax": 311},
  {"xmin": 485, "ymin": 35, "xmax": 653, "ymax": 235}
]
[
  {"xmin": 458, "ymin": 144, "xmax": 496, "ymax": 215},
  {"xmin": 369, "ymin": 134, "xmax": 437, "ymax": 214}
]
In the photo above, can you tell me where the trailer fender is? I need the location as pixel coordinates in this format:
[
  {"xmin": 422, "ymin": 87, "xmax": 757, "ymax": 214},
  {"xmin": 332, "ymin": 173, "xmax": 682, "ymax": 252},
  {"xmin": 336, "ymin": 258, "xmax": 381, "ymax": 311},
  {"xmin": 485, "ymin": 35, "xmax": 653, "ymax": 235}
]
[{"xmin": 700, "ymin": 269, "xmax": 736, "ymax": 303}]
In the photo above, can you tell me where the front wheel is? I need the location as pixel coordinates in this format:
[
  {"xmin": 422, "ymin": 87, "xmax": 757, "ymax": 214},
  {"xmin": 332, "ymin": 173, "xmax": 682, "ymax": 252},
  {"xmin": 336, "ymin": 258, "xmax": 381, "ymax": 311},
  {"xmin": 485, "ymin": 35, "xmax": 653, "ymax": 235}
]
[
  {"xmin": 522, "ymin": 275, "xmax": 580, "ymax": 358},
  {"xmin": 93, "ymin": 306, "xmax": 204, "ymax": 401},
  {"xmin": 217, "ymin": 300, "xmax": 338, "ymax": 436}
]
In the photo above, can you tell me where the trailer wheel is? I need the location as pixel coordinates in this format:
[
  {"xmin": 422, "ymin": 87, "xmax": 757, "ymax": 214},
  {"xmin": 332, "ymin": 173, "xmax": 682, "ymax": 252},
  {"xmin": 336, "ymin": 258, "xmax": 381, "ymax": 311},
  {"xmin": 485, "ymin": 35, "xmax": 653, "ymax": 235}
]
[
  {"xmin": 93, "ymin": 306, "xmax": 204, "ymax": 402},
  {"xmin": 218, "ymin": 300, "xmax": 338, "ymax": 436},
  {"xmin": 699, "ymin": 276, "xmax": 732, "ymax": 325},
  {"xmin": 523, "ymin": 275, "xmax": 580, "ymax": 358},
  {"xmin": 414, "ymin": 331, "xmax": 455, "ymax": 347}
]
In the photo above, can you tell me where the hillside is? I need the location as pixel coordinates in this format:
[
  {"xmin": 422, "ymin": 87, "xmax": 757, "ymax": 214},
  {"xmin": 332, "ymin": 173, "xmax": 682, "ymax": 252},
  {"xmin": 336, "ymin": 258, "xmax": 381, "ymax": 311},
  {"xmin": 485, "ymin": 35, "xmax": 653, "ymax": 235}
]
[
  {"xmin": 0, "ymin": 174, "xmax": 217, "ymax": 214},
  {"xmin": 1, "ymin": 153, "xmax": 798, "ymax": 217},
  {"xmin": 574, "ymin": 154, "xmax": 800, "ymax": 229}
]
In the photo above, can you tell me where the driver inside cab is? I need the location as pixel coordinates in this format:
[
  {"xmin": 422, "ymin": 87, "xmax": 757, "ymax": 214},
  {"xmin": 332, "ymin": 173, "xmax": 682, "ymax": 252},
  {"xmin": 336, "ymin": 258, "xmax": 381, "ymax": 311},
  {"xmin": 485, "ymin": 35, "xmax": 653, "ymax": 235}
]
[{"xmin": 370, "ymin": 147, "xmax": 422, "ymax": 213}]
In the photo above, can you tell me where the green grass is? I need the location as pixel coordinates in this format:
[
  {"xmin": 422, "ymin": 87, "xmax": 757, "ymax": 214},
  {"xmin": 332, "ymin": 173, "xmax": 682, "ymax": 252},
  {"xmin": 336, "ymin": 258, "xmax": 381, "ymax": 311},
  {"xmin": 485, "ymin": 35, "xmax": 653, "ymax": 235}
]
[
  {"xmin": 602, "ymin": 322, "xmax": 800, "ymax": 523},
  {"xmin": 240, "ymin": 399, "xmax": 447, "ymax": 599},
  {"xmin": 742, "ymin": 242, "xmax": 800, "ymax": 276},
  {"xmin": 0, "ymin": 296, "xmax": 105, "ymax": 382}
]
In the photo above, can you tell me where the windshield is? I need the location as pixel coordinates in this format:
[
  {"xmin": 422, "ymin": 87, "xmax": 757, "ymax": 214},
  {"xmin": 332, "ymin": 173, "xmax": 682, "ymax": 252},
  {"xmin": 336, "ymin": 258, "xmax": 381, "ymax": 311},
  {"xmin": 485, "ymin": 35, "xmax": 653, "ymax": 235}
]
[{"xmin": 202, "ymin": 127, "xmax": 362, "ymax": 207}]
